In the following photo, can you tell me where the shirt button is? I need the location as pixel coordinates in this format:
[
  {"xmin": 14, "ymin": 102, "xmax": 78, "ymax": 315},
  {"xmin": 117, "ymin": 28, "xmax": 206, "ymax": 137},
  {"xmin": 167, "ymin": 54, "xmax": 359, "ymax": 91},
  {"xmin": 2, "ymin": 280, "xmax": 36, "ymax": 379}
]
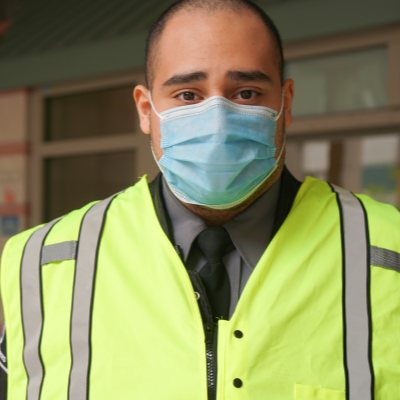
[
  {"xmin": 234, "ymin": 330, "xmax": 243, "ymax": 338},
  {"xmin": 233, "ymin": 378, "xmax": 243, "ymax": 388}
]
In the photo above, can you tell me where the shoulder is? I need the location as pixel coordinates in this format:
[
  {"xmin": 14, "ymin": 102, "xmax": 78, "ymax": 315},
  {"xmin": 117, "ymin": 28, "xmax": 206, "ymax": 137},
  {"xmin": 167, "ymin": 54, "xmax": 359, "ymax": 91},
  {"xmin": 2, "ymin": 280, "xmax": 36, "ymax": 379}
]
[
  {"xmin": 303, "ymin": 177, "xmax": 400, "ymax": 233},
  {"xmin": 299, "ymin": 178, "xmax": 400, "ymax": 249},
  {"xmin": 356, "ymin": 193, "xmax": 400, "ymax": 251},
  {"xmin": 357, "ymin": 192, "xmax": 399, "ymax": 220},
  {"xmin": 1, "ymin": 177, "xmax": 152, "ymax": 267},
  {"xmin": 0, "ymin": 200, "xmax": 97, "ymax": 275}
]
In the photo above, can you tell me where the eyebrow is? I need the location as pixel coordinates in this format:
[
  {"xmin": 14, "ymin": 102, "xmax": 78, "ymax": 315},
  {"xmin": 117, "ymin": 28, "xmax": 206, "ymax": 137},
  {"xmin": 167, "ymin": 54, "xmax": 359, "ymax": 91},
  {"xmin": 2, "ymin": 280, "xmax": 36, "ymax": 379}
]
[
  {"xmin": 226, "ymin": 70, "xmax": 273, "ymax": 84},
  {"xmin": 161, "ymin": 71, "xmax": 208, "ymax": 87}
]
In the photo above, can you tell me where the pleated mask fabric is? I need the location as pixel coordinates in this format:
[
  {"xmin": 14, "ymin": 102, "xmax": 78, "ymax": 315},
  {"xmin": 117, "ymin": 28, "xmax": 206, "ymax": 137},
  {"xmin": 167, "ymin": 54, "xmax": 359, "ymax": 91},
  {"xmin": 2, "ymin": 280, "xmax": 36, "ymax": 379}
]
[{"xmin": 150, "ymin": 94, "xmax": 283, "ymax": 209}]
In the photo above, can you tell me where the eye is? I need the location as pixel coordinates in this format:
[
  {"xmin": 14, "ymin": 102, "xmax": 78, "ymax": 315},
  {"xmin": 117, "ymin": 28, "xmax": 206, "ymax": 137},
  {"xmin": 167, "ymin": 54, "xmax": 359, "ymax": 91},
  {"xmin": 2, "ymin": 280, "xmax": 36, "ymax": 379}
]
[
  {"xmin": 236, "ymin": 90, "xmax": 257, "ymax": 100},
  {"xmin": 177, "ymin": 92, "xmax": 199, "ymax": 101}
]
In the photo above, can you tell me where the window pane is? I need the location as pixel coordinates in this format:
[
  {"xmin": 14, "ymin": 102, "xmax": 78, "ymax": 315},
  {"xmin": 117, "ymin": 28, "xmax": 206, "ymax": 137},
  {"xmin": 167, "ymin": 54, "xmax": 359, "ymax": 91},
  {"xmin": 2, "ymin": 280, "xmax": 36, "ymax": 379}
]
[
  {"xmin": 45, "ymin": 85, "xmax": 135, "ymax": 141},
  {"xmin": 361, "ymin": 134, "xmax": 399, "ymax": 207},
  {"xmin": 286, "ymin": 47, "xmax": 388, "ymax": 116},
  {"xmin": 44, "ymin": 151, "xmax": 135, "ymax": 221},
  {"xmin": 302, "ymin": 140, "xmax": 330, "ymax": 180}
]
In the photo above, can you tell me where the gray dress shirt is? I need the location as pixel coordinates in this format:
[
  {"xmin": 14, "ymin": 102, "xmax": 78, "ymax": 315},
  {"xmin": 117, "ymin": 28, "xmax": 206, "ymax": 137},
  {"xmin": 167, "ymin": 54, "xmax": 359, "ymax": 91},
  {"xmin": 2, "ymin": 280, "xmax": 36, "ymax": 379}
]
[{"xmin": 162, "ymin": 177, "xmax": 281, "ymax": 318}]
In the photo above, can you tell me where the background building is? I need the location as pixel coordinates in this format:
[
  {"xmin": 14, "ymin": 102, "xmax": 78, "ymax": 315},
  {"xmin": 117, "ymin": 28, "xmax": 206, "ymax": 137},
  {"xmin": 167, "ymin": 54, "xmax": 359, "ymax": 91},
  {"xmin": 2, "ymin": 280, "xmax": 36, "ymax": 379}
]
[{"xmin": 0, "ymin": 0, "xmax": 399, "ymax": 254}]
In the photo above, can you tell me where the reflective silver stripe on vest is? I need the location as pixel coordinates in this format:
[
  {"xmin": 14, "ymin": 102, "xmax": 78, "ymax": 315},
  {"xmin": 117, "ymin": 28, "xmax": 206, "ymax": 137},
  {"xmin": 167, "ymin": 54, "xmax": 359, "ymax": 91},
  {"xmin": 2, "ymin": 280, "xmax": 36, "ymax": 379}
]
[
  {"xmin": 41, "ymin": 241, "xmax": 77, "ymax": 265},
  {"xmin": 21, "ymin": 218, "xmax": 61, "ymax": 400},
  {"xmin": 331, "ymin": 184, "xmax": 373, "ymax": 400},
  {"xmin": 68, "ymin": 195, "xmax": 117, "ymax": 400}
]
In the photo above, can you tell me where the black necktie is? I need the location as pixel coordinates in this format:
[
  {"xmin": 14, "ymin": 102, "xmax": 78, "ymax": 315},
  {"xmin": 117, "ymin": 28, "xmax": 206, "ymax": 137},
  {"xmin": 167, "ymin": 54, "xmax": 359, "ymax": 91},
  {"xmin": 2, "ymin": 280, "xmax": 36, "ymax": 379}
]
[{"xmin": 196, "ymin": 227, "xmax": 233, "ymax": 321}]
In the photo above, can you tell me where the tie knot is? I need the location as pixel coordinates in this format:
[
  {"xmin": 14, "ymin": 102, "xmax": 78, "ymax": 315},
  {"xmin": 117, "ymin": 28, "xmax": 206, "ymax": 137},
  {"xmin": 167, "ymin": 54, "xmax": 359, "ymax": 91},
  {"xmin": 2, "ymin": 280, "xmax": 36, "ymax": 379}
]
[{"xmin": 195, "ymin": 226, "xmax": 233, "ymax": 264}]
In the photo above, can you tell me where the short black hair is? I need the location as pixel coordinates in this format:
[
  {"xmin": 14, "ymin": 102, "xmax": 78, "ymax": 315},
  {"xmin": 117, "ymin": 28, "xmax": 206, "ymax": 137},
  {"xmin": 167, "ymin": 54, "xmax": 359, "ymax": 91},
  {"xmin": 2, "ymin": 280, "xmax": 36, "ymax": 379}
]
[{"xmin": 145, "ymin": 0, "xmax": 284, "ymax": 90}]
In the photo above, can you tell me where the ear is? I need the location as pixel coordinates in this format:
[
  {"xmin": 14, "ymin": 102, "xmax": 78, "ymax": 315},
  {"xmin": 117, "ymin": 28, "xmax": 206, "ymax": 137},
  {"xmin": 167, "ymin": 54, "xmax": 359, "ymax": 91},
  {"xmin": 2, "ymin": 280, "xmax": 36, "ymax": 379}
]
[
  {"xmin": 283, "ymin": 78, "xmax": 294, "ymax": 127},
  {"xmin": 134, "ymin": 85, "xmax": 151, "ymax": 134}
]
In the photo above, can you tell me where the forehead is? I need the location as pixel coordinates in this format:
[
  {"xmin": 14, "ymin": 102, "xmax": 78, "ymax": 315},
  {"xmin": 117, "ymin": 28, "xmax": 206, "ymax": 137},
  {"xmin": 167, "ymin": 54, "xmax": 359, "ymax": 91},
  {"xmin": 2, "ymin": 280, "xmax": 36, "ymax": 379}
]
[{"xmin": 153, "ymin": 9, "xmax": 278, "ymax": 87}]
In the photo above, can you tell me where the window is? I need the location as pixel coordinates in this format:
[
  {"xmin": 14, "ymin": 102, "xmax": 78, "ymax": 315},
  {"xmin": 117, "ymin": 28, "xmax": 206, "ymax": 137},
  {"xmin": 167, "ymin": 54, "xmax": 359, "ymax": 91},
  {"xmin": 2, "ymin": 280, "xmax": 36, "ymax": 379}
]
[
  {"xmin": 360, "ymin": 134, "xmax": 399, "ymax": 206},
  {"xmin": 287, "ymin": 47, "xmax": 388, "ymax": 117},
  {"xmin": 44, "ymin": 151, "xmax": 136, "ymax": 221},
  {"xmin": 285, "ymin": 25, "xmax": 400, "ymax": 207},
  {"xmin": 28, "ymin": 72, "xmax": 160, "ymax": 227},
  {"xmin": 301, "ymin": 141, "xmax": 330, "ymax": 181},
  {"xmin": 290, "ymin": 133, "xmax": 400, "ymax": 208},
  {"xmin": 45, "ymin": 86, "xmax": 135, "ymax": 141}
]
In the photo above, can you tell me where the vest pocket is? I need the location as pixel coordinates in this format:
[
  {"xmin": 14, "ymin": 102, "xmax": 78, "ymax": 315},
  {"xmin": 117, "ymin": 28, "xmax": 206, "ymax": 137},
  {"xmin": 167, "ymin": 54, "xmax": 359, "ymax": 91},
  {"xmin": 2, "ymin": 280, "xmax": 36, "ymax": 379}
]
[{"xmin": 295, "ymin": 384, "xmax": 345, "ymax": 400}]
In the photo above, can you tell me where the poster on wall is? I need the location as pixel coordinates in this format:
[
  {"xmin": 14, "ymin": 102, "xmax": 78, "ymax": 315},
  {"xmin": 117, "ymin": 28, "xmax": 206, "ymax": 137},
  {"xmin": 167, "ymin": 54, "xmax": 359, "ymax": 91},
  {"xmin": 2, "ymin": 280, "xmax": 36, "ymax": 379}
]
[{"xmin": 0, "ymin": 215, "xmax": 19, "ymax": 237}]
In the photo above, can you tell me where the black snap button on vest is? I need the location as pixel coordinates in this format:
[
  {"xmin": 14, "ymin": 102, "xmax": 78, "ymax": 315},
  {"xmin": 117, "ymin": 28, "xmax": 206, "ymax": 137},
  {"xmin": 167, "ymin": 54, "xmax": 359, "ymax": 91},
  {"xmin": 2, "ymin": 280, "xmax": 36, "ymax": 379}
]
[
  {"xmin": 234, "ymin": 330, "xmax": 243, "ymax": 338},
  {"xmin": 233, "ymin": 378, "xmax": 243, "ymax": 388}
]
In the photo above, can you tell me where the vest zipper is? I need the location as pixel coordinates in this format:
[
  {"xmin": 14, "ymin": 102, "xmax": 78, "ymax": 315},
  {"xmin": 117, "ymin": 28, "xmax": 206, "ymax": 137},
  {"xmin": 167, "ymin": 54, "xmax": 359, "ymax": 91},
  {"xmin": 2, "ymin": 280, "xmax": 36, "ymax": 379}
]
[
  {"xmin": 205, "ymin": 321, "xmax": 217, "ymax": 400},
  {"xmin": 188, "ymin": 271, "xmax": 218, "ymax": 400}
]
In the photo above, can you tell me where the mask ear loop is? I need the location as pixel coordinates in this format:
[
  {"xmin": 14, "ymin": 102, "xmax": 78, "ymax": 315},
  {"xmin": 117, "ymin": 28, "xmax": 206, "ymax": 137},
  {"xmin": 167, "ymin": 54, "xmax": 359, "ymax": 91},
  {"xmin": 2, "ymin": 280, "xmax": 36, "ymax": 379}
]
[
  {"xmin": 273, "ymin": 88, "xmax": 286, "ymax": 167},
  {"xmin": 275, "ymin": 89, "xmax": 285, "ymax": 121},
  {"xmin": 148, "ymin": 93, "xmax": 164, "ymax": 170},
  {"xmin": 150, "ymin": 139, "xmax": 162, "ymax": 166},
  {"xmin": 148, "ymin": 91, "xmax": 163, "ymax": 120}
]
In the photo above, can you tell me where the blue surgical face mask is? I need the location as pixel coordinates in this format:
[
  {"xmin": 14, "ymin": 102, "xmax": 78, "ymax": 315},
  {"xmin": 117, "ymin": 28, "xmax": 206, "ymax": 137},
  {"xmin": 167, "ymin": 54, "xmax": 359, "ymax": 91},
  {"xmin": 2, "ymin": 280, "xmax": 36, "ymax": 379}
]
[{"xmin": 149, "ymin": 93, "xmax": 284, "ymax": 209}]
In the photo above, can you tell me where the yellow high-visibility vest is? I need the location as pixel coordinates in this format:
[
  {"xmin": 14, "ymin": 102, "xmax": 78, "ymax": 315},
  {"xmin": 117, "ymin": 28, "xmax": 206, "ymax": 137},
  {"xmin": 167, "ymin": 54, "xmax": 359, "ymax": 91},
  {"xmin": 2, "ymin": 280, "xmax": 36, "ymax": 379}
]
[{"xmin": 1, "ymin": 176, "xmax": 400, "ymax": 400}]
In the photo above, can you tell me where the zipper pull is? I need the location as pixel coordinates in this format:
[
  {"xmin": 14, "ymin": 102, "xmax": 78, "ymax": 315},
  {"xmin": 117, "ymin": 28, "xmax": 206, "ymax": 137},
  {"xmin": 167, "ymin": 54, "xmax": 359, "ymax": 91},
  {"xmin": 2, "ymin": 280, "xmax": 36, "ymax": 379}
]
[
  {"xmin": 205, "ymin": 322, "xmax": 215, "ymax": 344},
  {"xmin": 174, "ymin": 245, "xmax": 184, "ymax": 262}
]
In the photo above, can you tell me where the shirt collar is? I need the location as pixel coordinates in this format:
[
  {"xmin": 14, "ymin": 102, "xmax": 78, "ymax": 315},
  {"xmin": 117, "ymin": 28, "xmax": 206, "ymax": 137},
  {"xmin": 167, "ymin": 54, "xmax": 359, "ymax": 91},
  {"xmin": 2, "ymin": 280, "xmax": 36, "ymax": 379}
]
[
  {"xmin": 162, "ymin": 177, "xmax": 281, "ymax": 269},
  {"xmin": 224, "ymin": 178, "xmax": 280, "ymax": 269},
  {"xmin": 162, "ymin": 179, "xmax": 207, "ymax": 262}
]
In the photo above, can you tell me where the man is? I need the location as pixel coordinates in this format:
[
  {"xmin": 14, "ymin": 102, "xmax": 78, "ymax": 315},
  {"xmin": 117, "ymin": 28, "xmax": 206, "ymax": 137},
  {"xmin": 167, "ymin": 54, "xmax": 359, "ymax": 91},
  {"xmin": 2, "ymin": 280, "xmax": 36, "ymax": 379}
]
[{"xmin": 1, "ymin": 0, "xmax": 399, "ymax": 399}]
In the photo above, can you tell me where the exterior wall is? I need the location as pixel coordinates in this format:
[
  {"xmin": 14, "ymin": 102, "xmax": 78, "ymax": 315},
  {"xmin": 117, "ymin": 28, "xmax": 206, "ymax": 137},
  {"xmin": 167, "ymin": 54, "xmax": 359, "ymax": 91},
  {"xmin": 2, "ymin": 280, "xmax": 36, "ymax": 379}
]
[
  {"xmin": 0, "ymin": 0, "xmax": 399, "ymax": 91},
  {"xmin": 0, "ymin": 89, "xmax": 29, "ymax": 251},
  {"xmin": 0, "ymin": 88, "xmax": 29, "ymax": 324},
  {"xmin": 267, "ymin": 0, "xmax": 400, "ymax": 42}
]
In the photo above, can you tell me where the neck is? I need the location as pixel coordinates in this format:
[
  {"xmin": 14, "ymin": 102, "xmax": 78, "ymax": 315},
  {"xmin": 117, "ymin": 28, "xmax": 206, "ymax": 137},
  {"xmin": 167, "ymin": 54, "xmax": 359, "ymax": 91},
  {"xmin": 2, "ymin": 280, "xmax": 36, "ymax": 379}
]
[{"xmin": 180, "ymin": 162, "xmax": 284, "ymax": 227}]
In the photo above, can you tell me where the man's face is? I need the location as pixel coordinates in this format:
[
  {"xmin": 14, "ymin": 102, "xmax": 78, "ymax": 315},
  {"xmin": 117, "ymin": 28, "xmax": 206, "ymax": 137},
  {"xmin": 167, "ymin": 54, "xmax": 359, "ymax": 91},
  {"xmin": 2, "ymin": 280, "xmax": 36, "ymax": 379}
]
[{"xmin": 134, "ymin": 9, "xmax": 294, "ymax": 160}]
